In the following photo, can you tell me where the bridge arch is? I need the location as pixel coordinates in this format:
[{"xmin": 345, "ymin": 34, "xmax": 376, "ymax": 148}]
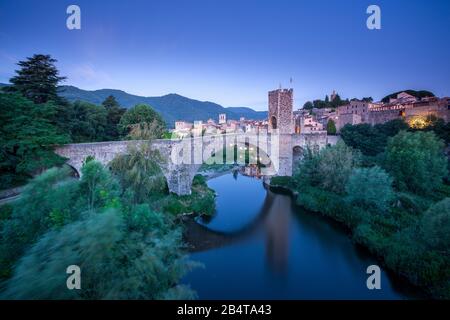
[{"xmin": 63, "ymin": 163, "xmax": 80, "ymax": 178}]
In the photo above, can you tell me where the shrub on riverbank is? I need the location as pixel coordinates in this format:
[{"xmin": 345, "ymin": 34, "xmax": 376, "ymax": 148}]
[
  {"xmin": 269, "ymin": 176, "xmax": 294, "ymax": 189},
  {"xmin": 293, "ymin": 142, "xmax": 360, "ymax": 194},
  {"xmin": 383, "ymin": 131, "xmax": 447, "ymax": 196},
  {"xmin": 345, "ymin": 166, "xmax": 394, "ymax": 212}
]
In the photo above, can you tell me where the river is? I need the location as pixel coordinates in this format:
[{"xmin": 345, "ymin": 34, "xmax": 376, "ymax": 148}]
[{"xmin": 183, "ymin": 172, "xmax": 422, "ymax": 299}]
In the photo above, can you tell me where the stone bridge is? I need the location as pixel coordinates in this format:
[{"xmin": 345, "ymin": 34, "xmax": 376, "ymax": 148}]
[{"xmin": 54, "ymin": 131, "xmax": 328, "ymax": 195}]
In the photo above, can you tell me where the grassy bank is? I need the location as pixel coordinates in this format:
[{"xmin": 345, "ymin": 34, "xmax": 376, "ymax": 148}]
[{"xmin": 150, "ymin": 175, "xmax": 216, "ymax": 217}]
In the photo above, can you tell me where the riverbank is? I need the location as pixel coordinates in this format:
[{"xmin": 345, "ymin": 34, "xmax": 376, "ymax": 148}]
[{"xmin": 267, "ymin": 177, "xmax": 449, "ymax": 299}]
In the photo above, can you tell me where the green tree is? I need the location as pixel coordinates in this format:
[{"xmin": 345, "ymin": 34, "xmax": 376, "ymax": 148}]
[
  {"xmin": 345, "ymin": 166, "xmax": 395, "ymax": 211},
  {"xmin": 294, "ymin": 142, "xmax": 359, "ymax": 194},
  {"xmin": 326, "ymin": 119, "xmax": 337, "ymax": 135},
  {"xmin": 0, "ymin": 93, "xmax": 68, "ymax": 188},
  {"xmin": 384, "ymin": 131, "xmax": 447, "ymax": 195},
  {"xmin": 64, "ymin": 101, "xmax": 108, "ymax": 142},
  {"xmin": 1, "ymin": 210, "xmax": 197, "ymax": 299},
  {"xmin": 375, "ymin": 118, "xmax": 409, "ymax": 138},
  {"xmin": 420, "ymin": 198, "xmax": 450, "ymax": 252},
  {"xmin": 110, "ymin": 143, "xmax": 165, "ymax": 204},
  {"xmin": 303, "ymin": 101, "xmax": 313, "ymax": 110},
  {"xmin": 9, "ymin": 54, "xmax": 66, "ymax": 104},
  {"xmin": 102, "ymin": 95, "xmax": 126, "ymax": 141},
  {"xmin": 340, "ymin": 119, "xmax": 408, "ymax": 157},
  {"xmin": 313, "ymin": 99, "xmax": 327, "ymax": 109},
  {"xmin": 118, "ymin": 104, "xmax": 165, "ymax": 139},
  {"xmin": 78, "ymin": 160, "xmax": 120, "ymax": 212}
]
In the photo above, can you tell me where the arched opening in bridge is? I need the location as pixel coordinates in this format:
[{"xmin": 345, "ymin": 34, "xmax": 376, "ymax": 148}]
[
  {"xmin": 270, "ymin": 116, "xmax": 277, "ymax": 130},
  {"xmin": 63, "ymin": 164, "xmax": 80, "ymax": 179},
  {"xmin": 292, "ymin": 146, "xmax": 304, "ymax": 170},
  {"xmin": 199, "ymin": 140, "xmax": 274, "ymax": 176}
]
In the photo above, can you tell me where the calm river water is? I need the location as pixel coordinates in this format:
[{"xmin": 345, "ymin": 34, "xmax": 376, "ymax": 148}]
[{"xmin": 183, "ymin": 172, "xmax": 422, "ymax": 299}]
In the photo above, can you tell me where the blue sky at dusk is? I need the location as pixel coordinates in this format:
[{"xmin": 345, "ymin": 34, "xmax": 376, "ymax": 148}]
[{"xmin": 0, "ymin": 0, "xmax": 449, "ymax": 110}]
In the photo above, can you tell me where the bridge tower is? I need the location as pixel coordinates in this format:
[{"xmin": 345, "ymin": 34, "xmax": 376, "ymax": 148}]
[
  {"xmin": 268, "ymin": 88, "xmax": 294, "ymax": 176},
  {"xmin": 268, "ymin": 88, "xmax": 294, "ymax": 134}
]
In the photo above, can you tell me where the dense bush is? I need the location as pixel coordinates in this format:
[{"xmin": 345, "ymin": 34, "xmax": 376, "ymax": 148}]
[
  {"xmin": 340, "ymin": 119, "xmax": 408, "ymax": 156},
  {"xmin": 420, "ymin": 198, "xmax": 450, "ymax": 252},
  {"xmin": 294, "ymin": 142, "xmax": 360, "ymax": 194},
  {"xmin": 345, "ymin": 166, "xmax": 394, "ymax": 211},
  {"xmin": 110, "ymin": 144, "xmax": 166, "ymax": 204},
  {"xmin": 269, "ymin": 176, "xmax": 294, "ymax": 188},
  {"xmin": 396, "ymin": 192, "xmax": 433, "ymax": 216},
  {"xmin": 384, "ymin": 131, "xmax": 447, "ymax": 195},
  {"xmin": 296, "ymin": 185, "xmax": 363, "ymax": 229}
]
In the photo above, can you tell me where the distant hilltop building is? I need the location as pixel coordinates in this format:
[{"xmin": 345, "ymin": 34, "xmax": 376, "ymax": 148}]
[
  {"xmin": 330, "ymin": 90, "xmax": 337, "ymax": 101},
  {"xmin": 219, "ymin": 113, "xmax": 226, "ymax": 124},
  {"xmin": 268, "ymin": 88, "xmax": 294, "ymax": 134}
]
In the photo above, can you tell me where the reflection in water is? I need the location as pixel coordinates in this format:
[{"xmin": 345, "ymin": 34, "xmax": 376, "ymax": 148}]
[
  {"xmin": 184, "ymin": 172, "xmax": 423, "ymax": 299},
  {"xmin": 264, "ymin": 193, "xmax": 290, "ymax": 273}
]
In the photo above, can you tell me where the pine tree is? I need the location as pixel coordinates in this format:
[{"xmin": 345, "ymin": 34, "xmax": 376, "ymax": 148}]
[
  {"xmin": 0, "ymin": 93, "xmax": 68, "ymax": 188},
  {"xmin": 102, "ymin": 95, "xmax": 126, "ymax": 140},
  {"xmin": 10, "ymin": 54, "xmax": 66, "ymax": 104}
]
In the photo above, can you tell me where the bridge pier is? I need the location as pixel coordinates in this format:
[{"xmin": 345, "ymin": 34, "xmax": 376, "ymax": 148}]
[{"xmin": 162, "ymin": 164, "xmax": 201, "ymax": 196}]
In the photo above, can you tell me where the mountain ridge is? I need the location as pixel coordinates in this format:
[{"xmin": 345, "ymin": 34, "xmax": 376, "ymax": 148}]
[
  {"xmin": 0, "ymin": 83, "xmax": 268, "ymax": 127},
  {"xmin": 56, "ymin": 85, "xmax": 268, "ymax": 127}
]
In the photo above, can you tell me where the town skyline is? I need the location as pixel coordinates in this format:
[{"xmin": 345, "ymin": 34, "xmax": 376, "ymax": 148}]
[{"xmin": 1, "ymin": 0, "xmax": 450, "ymax": 110}]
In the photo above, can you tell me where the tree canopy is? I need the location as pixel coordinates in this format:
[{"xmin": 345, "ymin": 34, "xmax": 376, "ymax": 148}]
[
  {"xmin": 0, "ymin": 93, "xmax": 68, "ymax": 188},
  {"xmin": 384, "ymin": 131, "xmax": 447, "ymax": 195},
  {"xmin": 340, "ymin": 119, "xmax": 409, "ymax": 157},
  {"xmin": 345, "ymin": 166, "xmax": 395, "ymax": 211},
  {"xmin": 326, "ymin": 119, "xmax": 337, "ymax": 135},
  {"xmin": 102, "ymin": 95, "xmax": 126, "ymax": 140},
  {"xmin": 119, "ymin": 104, "xmax": 166, "ymax": 139},
  {"xmin": 9, "ymin": 54, "xmax": 66, "ymax": 104},
  {"xmin": 294, "ymin": 142, "xmax": 360, "ymax": 194}
]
